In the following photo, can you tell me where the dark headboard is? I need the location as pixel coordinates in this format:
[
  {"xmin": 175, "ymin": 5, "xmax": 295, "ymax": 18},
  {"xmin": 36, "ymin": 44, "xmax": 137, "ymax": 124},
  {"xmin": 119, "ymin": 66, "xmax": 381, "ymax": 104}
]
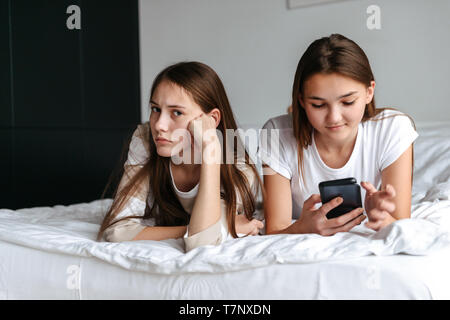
[{"xmin": 1, "ymin": 0, "xmax": 141, "ymax": 209}]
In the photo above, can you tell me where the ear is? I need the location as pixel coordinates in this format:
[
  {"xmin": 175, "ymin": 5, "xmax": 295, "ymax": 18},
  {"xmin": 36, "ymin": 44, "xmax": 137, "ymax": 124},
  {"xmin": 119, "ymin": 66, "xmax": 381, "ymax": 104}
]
[
  {"xmin": 208, "ymin": 108, "xmax": 221, "ymax": 128},
  {"xmin": 366, "ymin": 80, "xmax": 375, "ymax": 104}
]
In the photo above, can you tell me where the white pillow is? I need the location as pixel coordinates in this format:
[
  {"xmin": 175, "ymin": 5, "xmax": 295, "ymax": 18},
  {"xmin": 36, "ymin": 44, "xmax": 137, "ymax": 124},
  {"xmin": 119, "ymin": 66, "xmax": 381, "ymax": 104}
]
[{"xmin": 412, "ymin": 122, "xmax": 450, "ymax": 203}]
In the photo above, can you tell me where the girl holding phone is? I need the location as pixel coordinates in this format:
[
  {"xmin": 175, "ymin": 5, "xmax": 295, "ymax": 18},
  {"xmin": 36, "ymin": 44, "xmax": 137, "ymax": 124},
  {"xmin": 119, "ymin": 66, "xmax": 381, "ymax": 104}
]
[
  {"xmin": 97, "ymin": 61, "xmax": 263, "ymax": 252},
  {"xmin": 259, "ymin": 34, "xmax": 417, "ymax": 236}
]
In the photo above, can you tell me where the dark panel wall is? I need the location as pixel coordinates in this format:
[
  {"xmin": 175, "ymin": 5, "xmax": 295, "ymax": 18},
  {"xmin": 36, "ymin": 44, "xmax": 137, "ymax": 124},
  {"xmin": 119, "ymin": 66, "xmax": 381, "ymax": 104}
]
[{"xmin": 1, "ymin": 0, "xmax": 141, "ymax": 209}]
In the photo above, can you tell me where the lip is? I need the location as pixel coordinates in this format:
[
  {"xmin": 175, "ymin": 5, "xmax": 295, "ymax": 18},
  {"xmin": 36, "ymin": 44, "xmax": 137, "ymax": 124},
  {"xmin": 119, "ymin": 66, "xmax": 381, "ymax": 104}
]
[
  {"xmin": 155, "ymin": 137, "xmax": 172, "ymax": 144},
  {"xmin": 326, "ymin": 124, "xmax": 346, "ymax": 130}
]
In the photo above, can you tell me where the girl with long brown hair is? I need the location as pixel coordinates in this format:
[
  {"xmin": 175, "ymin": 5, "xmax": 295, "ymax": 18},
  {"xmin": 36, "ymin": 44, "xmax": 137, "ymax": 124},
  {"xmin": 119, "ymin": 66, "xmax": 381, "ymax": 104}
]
[
  {"xmin": 260, "ymin": 34, "xmax": 417, "ymax": 235},
  {"xmin": 97, "ymin": 61, "xmax": 264, "ymax": 252}
]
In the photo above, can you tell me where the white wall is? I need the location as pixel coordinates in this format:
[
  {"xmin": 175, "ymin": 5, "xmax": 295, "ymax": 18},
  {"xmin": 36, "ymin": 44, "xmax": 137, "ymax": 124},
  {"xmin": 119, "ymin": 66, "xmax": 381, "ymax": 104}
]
[{"xmin": 138, "ymin": 0, "xmax": 450, "ymax": 128}]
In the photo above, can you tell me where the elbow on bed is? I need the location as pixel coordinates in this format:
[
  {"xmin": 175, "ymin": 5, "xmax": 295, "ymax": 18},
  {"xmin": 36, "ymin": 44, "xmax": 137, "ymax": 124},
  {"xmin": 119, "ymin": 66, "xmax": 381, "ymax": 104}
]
[
  {"xmin": 103, "ymin": 229, "xmax": 135, "ymax": 243},
  {"xmin": 102, "ymin": 221, "xmax": 146, "ymax": 243}
]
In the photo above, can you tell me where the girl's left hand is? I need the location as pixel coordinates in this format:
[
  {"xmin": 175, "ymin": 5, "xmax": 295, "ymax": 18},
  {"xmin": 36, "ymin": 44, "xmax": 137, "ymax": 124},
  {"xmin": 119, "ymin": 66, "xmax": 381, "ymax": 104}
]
[{"xmin": 361, "ymin": 181, "xmax": 397, "ymax": 231}]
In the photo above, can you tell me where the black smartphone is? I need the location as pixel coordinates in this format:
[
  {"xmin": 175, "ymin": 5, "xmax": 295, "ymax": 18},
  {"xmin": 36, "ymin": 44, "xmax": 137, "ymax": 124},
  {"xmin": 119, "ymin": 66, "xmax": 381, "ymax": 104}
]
[{"xmin": 318, "ymin": 178, "xmax": 363, "ymax": 219}]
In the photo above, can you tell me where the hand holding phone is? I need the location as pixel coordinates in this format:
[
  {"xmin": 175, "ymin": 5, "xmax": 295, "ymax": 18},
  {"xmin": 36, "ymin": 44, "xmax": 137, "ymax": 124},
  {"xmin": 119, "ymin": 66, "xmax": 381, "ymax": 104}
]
[
  {"xmin": 293, "ymin": 192, "xmax": 365, "ymax": 236},
  {"xmin": 319, "ymin": 178, "xmax": 363, "ymax": 219}
]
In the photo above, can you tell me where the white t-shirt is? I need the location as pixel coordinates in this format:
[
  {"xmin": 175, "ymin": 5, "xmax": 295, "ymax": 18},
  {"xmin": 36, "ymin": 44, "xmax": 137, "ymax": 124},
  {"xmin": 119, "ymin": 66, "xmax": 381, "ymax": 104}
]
[
  {"xmin": 257, "ymin": 110, "xmax": 418, "ymax": 219},
  {"xmin": 104, "ymin": 122, "xmax": 257, "ymax": 242}
]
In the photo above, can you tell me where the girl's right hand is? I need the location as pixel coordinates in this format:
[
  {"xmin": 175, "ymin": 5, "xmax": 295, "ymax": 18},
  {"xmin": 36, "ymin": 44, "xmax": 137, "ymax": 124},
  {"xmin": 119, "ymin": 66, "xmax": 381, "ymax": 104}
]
[
  {"xmin": 294, "ymin": 194, "xmax": 366, "ymax": 236},
  {"xmin": 187, "ymin": 113, "xmax": 220, "ymax": 150},
  {"xmin": 235, "ymin": 214, "xmax": 264, "ymax": 236},
  {"xmin": 187, "ymin": 113, "xmax": 221, "ymax": 164}
]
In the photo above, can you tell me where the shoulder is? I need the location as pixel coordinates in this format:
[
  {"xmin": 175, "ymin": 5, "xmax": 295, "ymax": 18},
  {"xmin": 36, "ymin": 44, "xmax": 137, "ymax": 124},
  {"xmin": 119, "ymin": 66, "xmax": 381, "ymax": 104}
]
[
  {"xmin": 366, "ymin": 109, "xmax": 414, "ymax": 127},
  {"xmin": 261, "ymin": 113, "xmax": 296, "ymax": 146},
  {"xmin": 262, "ymin": 113, "xmax": 293, "ymax": 130},
  {"xmin": 258, "ymin": 114, "xmax": 297, "ymax": 179},
  {"xmin": 362, "ymin": 109, "xmax": 416, "ymax": 136},
  {"xmin": 362, "ymin": 109, "xmax": 418, "ymax": 170},
  {"xmin": 126, "ymin": 122, "xmax": 151, "ymax": 166},
  {"xmin": 133, "ymin": 121, "xmax": 151, "ymax": 139}
]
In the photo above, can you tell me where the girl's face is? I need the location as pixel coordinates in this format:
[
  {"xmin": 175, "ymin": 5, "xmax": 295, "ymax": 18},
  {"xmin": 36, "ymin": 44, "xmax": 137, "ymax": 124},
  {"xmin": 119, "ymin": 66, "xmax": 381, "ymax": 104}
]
[
  {"xmin": 299, "ymin": 72, "xmax": 375, "ymax": 144},
  {"xmin": 149, "ymin": 80, "xmax": 204, "ymax": 157}
]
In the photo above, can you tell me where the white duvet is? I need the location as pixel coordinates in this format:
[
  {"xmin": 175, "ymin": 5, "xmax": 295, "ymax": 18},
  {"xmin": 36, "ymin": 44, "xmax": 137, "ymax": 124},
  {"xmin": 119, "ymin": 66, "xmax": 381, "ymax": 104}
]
[{"xmin": 1, "ymin": 122, "xmax": 449, "ymax": 276}]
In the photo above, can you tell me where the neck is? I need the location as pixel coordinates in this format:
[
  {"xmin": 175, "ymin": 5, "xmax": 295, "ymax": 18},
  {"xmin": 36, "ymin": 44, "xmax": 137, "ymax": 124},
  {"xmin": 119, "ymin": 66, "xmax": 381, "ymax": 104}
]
[
  {"xmin": 170, "ymin": 160, "xmax": 200, "ymax": 176},
  {"xmin": 314, "ymin": 126, "xmax": 358, "ymax": 155}
]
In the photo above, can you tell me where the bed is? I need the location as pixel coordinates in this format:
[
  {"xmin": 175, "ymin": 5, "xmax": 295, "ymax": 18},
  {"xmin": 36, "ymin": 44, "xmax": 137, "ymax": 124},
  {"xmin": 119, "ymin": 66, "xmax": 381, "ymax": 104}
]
[{"xmin": 1, "ymin": 121, "xmax": 450, "ymax": 300}]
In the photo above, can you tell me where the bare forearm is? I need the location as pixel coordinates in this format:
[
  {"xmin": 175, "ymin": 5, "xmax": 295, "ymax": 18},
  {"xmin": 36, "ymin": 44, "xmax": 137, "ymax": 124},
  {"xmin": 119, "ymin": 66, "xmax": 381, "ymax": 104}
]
[
  {"xmin": 132, "ymin": 225, "xmax": 187, "ymax": 241},
  {"xmin": 266, "ymin": 218, "xmax": 308, "ymax": 235},
  {"xmin": 188, "ymin": 162, "xmax": 221, "ymax": 236}
]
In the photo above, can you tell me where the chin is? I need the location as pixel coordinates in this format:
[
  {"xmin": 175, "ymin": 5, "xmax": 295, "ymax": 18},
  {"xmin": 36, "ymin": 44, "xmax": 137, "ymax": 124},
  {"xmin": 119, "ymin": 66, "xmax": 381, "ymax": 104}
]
[{"xmin": 155, "ymin": 147, "xmax": 172, "ymax": 158}]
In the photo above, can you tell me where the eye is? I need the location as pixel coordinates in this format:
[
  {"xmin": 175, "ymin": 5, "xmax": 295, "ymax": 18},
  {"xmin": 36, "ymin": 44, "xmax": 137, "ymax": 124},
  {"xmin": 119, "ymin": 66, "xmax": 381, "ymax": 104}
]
[
  {"xmin": 311, "ymin": 103, "xmax": 325, "ymax": 108},
  {"xmin": 342, "ymin": 100, "xmax": 356, "ymax": 106},
  {"xmin": 151, "ymin": 106, "xmax": 160, "ymax": 113},
  {"xmin": 173, "ymin": 110, "xmax": 183, "ymax": 116}
]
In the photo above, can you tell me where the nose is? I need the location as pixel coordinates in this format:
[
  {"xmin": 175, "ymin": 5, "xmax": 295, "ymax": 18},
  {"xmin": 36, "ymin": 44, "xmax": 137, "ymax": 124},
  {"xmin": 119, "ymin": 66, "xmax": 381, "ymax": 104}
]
[
  {"xmin": 154, "ymin": 112, "xmax": 170, "ymax": 133},
  {"xmin": 326, "ymin": 105, "xmax": 342, "ymax": 124}
]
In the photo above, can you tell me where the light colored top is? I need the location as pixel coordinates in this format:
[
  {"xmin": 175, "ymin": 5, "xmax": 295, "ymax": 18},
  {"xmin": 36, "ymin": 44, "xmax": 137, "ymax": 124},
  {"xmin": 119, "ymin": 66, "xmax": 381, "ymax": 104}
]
[
  {"xmin": 103, "ymin": 122, "xmax": 257, "ymax": 246},
  {"xmin": 257, "ymin": 109, "xmax": 418, "ymax": 219}
]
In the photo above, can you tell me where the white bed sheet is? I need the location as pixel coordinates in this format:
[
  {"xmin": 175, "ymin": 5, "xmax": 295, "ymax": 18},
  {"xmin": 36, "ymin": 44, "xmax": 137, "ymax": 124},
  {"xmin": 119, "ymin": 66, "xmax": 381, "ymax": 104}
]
[{"xmin": 1, "ymin": 121, "xmax": 450, "ymax": 300}]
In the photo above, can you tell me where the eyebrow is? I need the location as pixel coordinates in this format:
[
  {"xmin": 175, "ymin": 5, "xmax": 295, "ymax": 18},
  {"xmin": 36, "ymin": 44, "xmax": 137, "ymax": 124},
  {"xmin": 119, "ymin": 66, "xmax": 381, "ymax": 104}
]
[
  {"xmin": 308, "ymin": 91, "xmax": 358, "ymax": 100},
  {"xmin": 150, "ymin": 100, "xmax": 186, "ymax": 109}
]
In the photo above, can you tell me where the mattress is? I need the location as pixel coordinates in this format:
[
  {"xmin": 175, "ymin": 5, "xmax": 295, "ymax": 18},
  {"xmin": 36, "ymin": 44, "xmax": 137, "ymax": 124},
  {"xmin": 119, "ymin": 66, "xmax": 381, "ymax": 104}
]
[{"xmin": 1, "ymin": 234, "xmax": 449, "ymax": 300}]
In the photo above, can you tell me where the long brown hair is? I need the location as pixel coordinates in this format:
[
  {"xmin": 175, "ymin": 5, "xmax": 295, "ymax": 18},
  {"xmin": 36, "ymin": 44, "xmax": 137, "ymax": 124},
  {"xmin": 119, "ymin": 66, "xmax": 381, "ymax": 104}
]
[
  {"xmin": 97, "ymin": 62, "xmax": 263, "ymax": 241},
  {"xmin": 291, "ymin": 34, "xmax": 415, "ymax": 182}
]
